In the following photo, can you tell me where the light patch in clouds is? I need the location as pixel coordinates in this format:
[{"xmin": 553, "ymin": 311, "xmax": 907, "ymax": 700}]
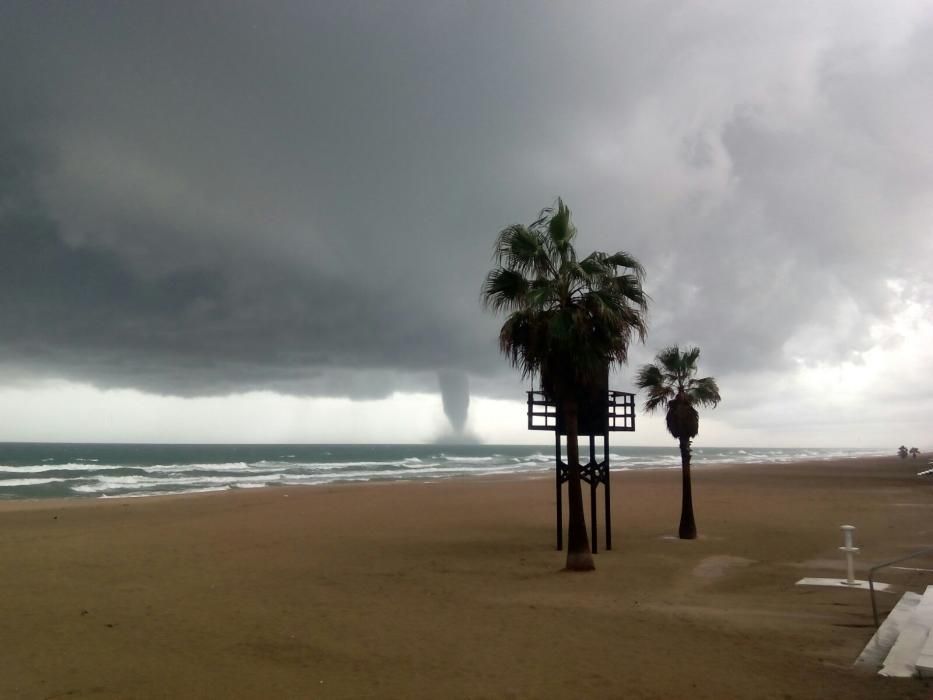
[
  {"xmin": 715, "ymin": 301, "xmax": 933, "ymax": 447},
  {"xmin": 794, "ymin": 288, "xmax": 933, "ymax": 409},
  {"xmin": 0, "ymin": 384, "xmax": 453, "ymax": 444}
]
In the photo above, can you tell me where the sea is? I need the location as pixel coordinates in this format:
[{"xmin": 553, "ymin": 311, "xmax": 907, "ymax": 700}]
[{"xmin": 0, "ymin": 443, "xmax": 889, "ymax": 501}]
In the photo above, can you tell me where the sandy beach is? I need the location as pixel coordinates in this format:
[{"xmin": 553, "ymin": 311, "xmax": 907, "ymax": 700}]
[{"xmin": 1, "ymin": 455, "xmax": 931, "ymax": 699}]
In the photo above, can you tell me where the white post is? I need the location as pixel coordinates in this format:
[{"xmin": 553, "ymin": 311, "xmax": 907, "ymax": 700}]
[{"xmin": 839, "ymin": 525, "xmax": 858, "ymax": 585}]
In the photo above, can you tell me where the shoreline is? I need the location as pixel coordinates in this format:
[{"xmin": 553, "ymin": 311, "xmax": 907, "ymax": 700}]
[
  {"xmin": 1, "ymin": 454, "xmax": 930, "ymax": 698},
  {"xmin": 0, "ymin": 451, "xmax": 902, "ymax": 511}
]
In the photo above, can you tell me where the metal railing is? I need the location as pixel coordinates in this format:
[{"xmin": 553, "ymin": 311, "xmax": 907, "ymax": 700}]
[{"xmin": 869, "ymin": 546, "xmax": 933, "ymax": 628}]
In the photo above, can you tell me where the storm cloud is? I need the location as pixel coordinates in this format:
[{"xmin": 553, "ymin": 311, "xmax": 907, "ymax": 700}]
[{"xmin": 1, "ymin": 1, "xmax": 931, "ymax": 432}]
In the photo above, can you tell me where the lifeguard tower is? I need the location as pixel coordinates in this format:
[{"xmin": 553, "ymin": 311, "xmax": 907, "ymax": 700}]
[{"xmin": 527, "ymin": 368, "xmax": 635, "ymax": 552}]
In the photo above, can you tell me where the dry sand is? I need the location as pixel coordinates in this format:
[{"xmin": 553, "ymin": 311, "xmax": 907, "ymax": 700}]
[{"xmin": 1, "ymin": 455, "xmax": 932, "ymax": 699}]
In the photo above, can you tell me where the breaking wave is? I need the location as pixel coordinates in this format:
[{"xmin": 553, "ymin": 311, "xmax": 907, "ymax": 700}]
[{"xmin": 0, "ymin": 444, "xmax": 889, "ymax": 500}]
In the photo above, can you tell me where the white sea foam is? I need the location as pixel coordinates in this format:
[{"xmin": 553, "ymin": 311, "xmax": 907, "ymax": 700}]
[
  {"xmin": 143, "ymin": 462, "xmax": 254, "ymax": 473},
  {"xmin": 99, "ymin": 486, "xmax": 232, "ymax": 499},
  {"xmin": 440, "ymin": 455, "xmax": 494, "ymax": 463},
  {"xmin": 0, "ymin": 446, "xmax": 892, "ymax": 500},
  {"xmin": 79, "ymin": 472, "xmax": 287, "ymax": 492},
  {"xmin": 0, "ymin": 477, "xmax": 68, "ymax": 487},
  {"xmin": 0, "ymin": 463, "xmax": 131, "ymax": 474},
  {"xmin": 251, "ymin": 458, "xmax": 438, "ymax": 471},
  {"xmin": 505, "ymin": 461, "xmax": 553, "ymax": 471}
]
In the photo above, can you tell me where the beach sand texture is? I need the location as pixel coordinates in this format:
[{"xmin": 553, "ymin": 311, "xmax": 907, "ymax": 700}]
[{"xmin": 1, "ymin": 455, "xmax": 931, "ymax": 699}]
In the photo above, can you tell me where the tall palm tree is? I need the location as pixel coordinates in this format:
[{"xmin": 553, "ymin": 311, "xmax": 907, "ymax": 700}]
[
  {"xmin": 482, "ymin": 199, "xmax": 648, "ymax": 571},
  {"xmin": 636, "ymin": 346, "xmax": 720, "ymax": 540}
]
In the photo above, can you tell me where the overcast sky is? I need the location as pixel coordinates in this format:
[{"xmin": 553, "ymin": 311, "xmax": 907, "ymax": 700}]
[{"xmin": 1, "ymin": 1, "xmax": 931, "ymax": 447}]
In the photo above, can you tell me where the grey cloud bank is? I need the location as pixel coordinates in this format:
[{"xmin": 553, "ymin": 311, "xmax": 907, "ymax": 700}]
[{"xmin": 1, "ymin": 2, "xmax": 931, "ymax": 442}]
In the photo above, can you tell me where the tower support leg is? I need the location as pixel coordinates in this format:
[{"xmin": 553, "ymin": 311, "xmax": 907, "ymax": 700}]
[
  {"xmin": 604, "ymin": 433, "xmax": 612, "ymax": 550},
  {"xmin": 589, "ymin": 434, "xmax": 598, "ymax": 554},
  {"xmin": 555, "ymin": 431, "xmax": 563, "ymax": 551}
]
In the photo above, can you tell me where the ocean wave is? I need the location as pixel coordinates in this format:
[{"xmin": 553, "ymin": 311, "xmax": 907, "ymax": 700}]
[
  {"xmin": 251, "ymin": 458, "xmax": 435, "ymax": 471},
  {"xmin": 508, "ymin": 461, "xmax": 556, "ymax": 470},
  {"xmin": 143, "ymin": 462, "xmax": 254, "ymax": 473},
  {"xmin": 0, "ymin": 446, "xmax": 892, "ymax": 501},
  {"xmin": 69, "ymin": 461, "xmax": 557, "ymax": 495},
  {"xmin": 0, "ymin": 463, "xmax": 137, "ymax": 474},
  {"xmin": 439, "ymin": 455, "xmax": 494, "ymax": 463},
  {"xmin": 0, "ymin": 477, "xmax": 69, "ymax": 487},
  {"xmin": 99, "ymin": 486, "xmax": 232, "ymax": 499},
  {"xmin": 71, "ymin": 473, "xmax": 282, "ymax": 493}
]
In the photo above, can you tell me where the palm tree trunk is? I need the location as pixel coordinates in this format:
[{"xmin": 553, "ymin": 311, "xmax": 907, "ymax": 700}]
[
  {"xmin": 564, "ymin": 399, "xmax": 595, "ymax": 570},
  {"xmin": 678, "ymin": 436, "xmax": 697, "ymax": 540}
]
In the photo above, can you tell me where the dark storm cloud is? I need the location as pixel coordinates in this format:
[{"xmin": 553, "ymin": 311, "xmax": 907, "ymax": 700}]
[
  {"xmin": 1, "ymin": 2, "xmax": 930, "ymax": 402},
  {"xmin": 0, "ymin": 120, "xmax": 483, "ymax": 397}
]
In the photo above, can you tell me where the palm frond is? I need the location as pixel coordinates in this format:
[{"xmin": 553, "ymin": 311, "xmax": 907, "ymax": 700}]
[
  {"xmin": 686, "ymin": 376, "xmax": 721, "ymax": 407},
  {"xmin": 498, "ymin": 310, "xmax": 542, "ymax": 380},
  {"xmin": 562, "ymin": 261, "xmax": 591, "ymax": 288},
  {"xmin": 493, "ymin": 224, "xmax": 549, "ymax": 276},
  {"xmin": 613, "ymin": 274, "xmax": 650, "ymax": 311},
  {"xmin": 481, "ymin": 267, "xmax": 530, "ymax": 312},
  {"xmin": 682, "ymin": 345, "xmax": 701, "ymax": 369},
  {"xmin": 653, "ymin": 346, "xmax": 684, "ymax": 385},
  {"xmin": 635, "ymin": 363, "xmax": 673, "ymax": 413},
  {"xmin": 530, "ymin": 204, "xmax": 554, "ymax": 231},
  {"xmin": 611, "ymin": 300, "xmax": 648, "ymax": 344},
  {"xmin": 526, "ymin": 278, "xmax": 558, "ymax": 309},
  {"xmin": 578, "ymin": 254, "xmax": 609, "ymax": 278},
  {"xmin": 605, "ymin": 251, "xmax": 646, "ymax": 280},
  {"xmin": 547, "ymin": 198, "xmax": 576, "ymax": 263},
  {"xmin": 580, "ymin": 286, "xmax": 614, "ymax": 318}
]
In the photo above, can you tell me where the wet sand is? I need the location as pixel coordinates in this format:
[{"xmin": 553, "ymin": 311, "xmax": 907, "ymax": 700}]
[{"xmin": 1, "ymin": 455, "xmax": 931, "ymax": 699}]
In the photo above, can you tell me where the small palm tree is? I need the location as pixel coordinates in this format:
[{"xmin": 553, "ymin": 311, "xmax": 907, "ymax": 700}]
[
  {"xmin": 898, "ymin": 446, "xmax": 909, "ymax": 459},
  {"xmin": 636, "ymin": 346, "xmax": 720, "ymax": 539},
  {"xmin": 909, "ymin": 447, "xmax": 920, "ymax": 459},
  {"xmin": 482, "ymin": 198, "xmax": 648, "ymax": 570}
]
